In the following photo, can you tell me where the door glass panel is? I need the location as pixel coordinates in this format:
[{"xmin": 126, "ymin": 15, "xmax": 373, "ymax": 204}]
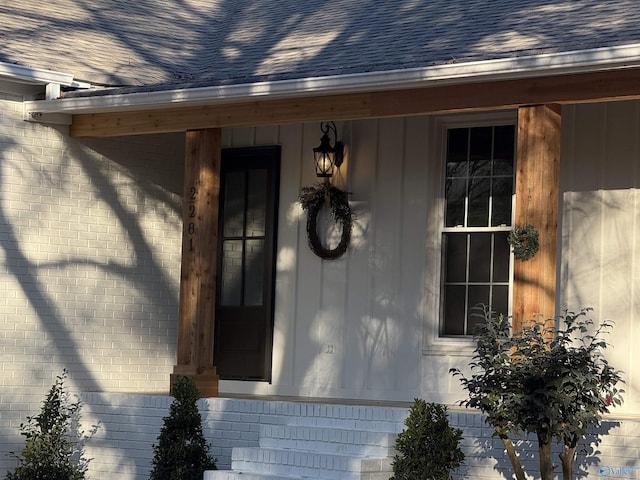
[
  {"xmin": 221, "ymin": 239, "xmax": 243, "ymax": 305},
  {"xmin": 244, "ymin": 239, "xmax": 265, "ymax": 306},
  {"xmin": 246, "ymin": 169, "xmax": 267, "ymax": 237},
  {"xmin": 223, "ymin": 171, "xmax": 246, "ymax": 238}
]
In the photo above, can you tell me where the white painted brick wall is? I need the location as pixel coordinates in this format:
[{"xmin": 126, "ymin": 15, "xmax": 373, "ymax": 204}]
[
  {"xmin": 74, "ymin": 394, "xmax": 640, "ymax": 480},
  {"xmin": 0, "ymin": 93, "xmax": 184, "ymax": 475},
  {"xmin": 2, "ymin": 91, "xmax": 640, "ymax": 480}
]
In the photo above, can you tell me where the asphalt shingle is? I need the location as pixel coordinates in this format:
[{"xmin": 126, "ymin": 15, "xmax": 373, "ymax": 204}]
[{"xmin": 2, "ymin": 0, "xmax": 640, "ymax": 88}]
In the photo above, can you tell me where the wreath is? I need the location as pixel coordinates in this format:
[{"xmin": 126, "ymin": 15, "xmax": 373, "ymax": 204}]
[
  {"xmin": 508, "ymin": 224, "xmax": 539, "ymax": 261},
  {"xmin": 299, "ymin": 183, "xmax": 353, "ymax": 260}
]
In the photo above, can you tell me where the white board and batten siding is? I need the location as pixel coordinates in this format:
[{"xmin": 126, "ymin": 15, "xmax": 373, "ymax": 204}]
[
  {"xmin": 221, "ymin": 116, "xmax": 492, "ymax": 405},
  {"xmin": 221, "ymin": 107, "xmax": 640, "ymax": 416},
  {"xmin": 561, "ymin": 101, "xmax": 640, "ymax": 416}
]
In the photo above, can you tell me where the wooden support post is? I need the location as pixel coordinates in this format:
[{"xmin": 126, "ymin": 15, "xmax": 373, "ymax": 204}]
[
  {"xmin": 513, "ymin": 105, "xmax": 561, "ymax": 332},
  {"xmin": 171, "ymin": 128, "xmax": 221, "ymax": 397}
]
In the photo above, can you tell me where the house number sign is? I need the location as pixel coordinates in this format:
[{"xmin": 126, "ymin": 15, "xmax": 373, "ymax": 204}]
[{"xmin": 188, "ymin": 186, "xmax": 197, "ymax": 251}]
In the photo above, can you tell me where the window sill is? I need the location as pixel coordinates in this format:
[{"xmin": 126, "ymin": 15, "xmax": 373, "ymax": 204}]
[{"xmin": 422, "ymin": 337, "xmax": 476, "ymax": 356}]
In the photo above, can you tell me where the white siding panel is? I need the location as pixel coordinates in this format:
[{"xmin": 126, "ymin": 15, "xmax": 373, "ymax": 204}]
[
  {"xmin": 292, "ymin": 122, "xmax": 326, "ymax": 395},
  {"xmin": 228, "ymin": 127, "xmax": 256, "ymax": 146},
  {"xmin": 396, "ymin": 116, "xmax": 430, "ymax": 394},
  {"xmin": 272, "ymin": 123, "xmax": 303, "ymax": 387},
  {"xmin": 254, "ymin": 125, "xmax": 280, "ymax": 146},
  {"xmin": 343, "ymin": 119, "xmax": 378, "ymax": 393},
  {"xmin": 367, "ymin": 118, "xmax": 405, "ymax": 392},
  {"xmin": 313, "ymin": 130, "xmax": 350, "ymax": 392},
  {"xmin": 561, "ymin": 101, "xmax": 640, "ymax": 414},
  {"xmin": 562, "ymin": 104, "xmax": 606, "ymax": 312}
]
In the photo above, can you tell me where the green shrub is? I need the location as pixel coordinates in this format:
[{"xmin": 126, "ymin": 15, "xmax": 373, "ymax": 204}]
[
  {"xmin": 6, "ymin": 370, "xmax": 92, "ymax": 480},
  {"xmin": 451, "ymin": 307, "xmax": 624, "ymax": 480},
  {"xmin": 149, "ymin": 376, "xmax": 216, "ymax": 480},
  {"xmin": 391, "ymin": 399, "xmax": 464, "ymax": 480}
]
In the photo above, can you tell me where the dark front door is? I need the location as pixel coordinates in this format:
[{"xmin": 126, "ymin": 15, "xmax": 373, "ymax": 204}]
[{"xmin": 214, "ymin": 146, "xmax": 280, "ymax": 380}]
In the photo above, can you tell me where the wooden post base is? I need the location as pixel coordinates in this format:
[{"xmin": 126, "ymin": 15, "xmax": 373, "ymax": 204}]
[{"xmin": 170, "ymin": 365, "xmax": 219, "ymax": 398}]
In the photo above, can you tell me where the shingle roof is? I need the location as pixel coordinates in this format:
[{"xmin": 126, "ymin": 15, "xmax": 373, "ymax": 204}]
[{"xmin": 3, "ymin": 1, "xmax": 640, "ymax": 89}]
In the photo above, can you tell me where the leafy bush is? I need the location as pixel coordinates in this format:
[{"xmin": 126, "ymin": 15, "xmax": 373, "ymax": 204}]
[
  {"xmin": 149, "ymin": 376, "xmax": 216, "ymax": 480},
  {"xmin": 391, "ymin": 399, "xmax": 464, "ymax": 480},
  {"xmin": 451, "ymin": 307, "xmax": 624, "ymax": 480},
  {"xmin": 6, "ymin": 370, "xmax": 92, "ymax": 480}
]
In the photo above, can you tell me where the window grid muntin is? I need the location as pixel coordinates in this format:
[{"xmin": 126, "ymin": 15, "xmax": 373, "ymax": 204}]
[
  {"xmin": 445, "ymin": 126, "xmax": 514, "ymax": 228},
  {"xmin": 441, "ymin": 124, "xmax": 515, "ymax": 336},
  {"xmin": 442, "ymin": 230, "xmax": 510, "ymax": 335},
  {"xmin": 221, "ymin": 169, "xmax": 268, "ymax": 307}
]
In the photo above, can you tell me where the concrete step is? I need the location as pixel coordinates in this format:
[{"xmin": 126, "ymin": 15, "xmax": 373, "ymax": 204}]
[
  {"xmin": 204, "ymin": 472, "xmax": 304, "ymax": 480},
  {"xmin": 228, "ymin": 446, "xmax": 392, "ymax": 480},
  {"xmin": 259, "ymin": 424, "xmax": 396, "ymax": 457},
  {"xmin": 250, "ymin": 402, "xmax": 405, "ymax": 433},
  {"xmin": 203, "ymin": 400, "xmax": 404, "ymax": 480}
]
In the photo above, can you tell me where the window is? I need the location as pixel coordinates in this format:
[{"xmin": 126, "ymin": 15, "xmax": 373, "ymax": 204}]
[{"xmin": 441, "ymin": 125, "xmax": 515, "ymax": 335}]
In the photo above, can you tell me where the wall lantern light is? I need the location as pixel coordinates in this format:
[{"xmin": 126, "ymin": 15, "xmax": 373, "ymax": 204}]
[{"xmin": 313, "ymin": 121, "xmax": 344, "ymax": 180}]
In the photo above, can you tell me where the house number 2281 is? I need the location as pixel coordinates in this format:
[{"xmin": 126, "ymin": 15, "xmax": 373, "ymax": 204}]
[{"xmin": 188, "ymin": 186, "xmax": 197, "ymax": 251}]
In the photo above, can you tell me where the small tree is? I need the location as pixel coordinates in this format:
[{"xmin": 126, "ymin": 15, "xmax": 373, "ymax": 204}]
[
  {"xmin": 391, "ymin": 399, "xmax": 464, "ymax": 480},
  {"xmin": 7, "ymin": 370, "xmax": 92, "ymax": 480},
  {"xmin": 451, "ymin": 307, "xmax": 624, "ymax": 480},
  {"xmin": 149, "ymin": 376, "xmax": 216, "ymax": 480}
]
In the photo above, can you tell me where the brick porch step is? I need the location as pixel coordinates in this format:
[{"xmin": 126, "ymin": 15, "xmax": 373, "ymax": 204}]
[{"xmin": 204, "ymin": 399, "xmax": 403, "ymax": 480}]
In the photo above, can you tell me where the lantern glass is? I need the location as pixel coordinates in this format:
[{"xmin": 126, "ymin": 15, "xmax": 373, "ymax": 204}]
[
  {"xmin": 312, "ymin": 122, "xmax": 344, "ymax": 179},
  {"xmin": 314, "ymin": 149, "xmax": 335, "ymax": 177},
  {"xmin": 313, "ymin": 131, "xmax": 336, "ymax": 177}
]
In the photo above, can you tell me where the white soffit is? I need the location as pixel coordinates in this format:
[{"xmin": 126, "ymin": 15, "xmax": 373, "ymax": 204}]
[{"xmin": 24, "ymin": 43, "xmax": 640, "ymax": 115}]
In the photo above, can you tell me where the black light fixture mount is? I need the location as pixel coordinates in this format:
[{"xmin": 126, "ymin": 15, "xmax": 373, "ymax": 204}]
[{"xmin": 313, "ymin": 121, "xmax": 344, "ymax": 180}]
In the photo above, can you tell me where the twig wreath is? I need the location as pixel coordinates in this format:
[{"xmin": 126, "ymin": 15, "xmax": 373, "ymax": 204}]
[
  {"xmin": 299, "ymin": 183, "xmax": 353, "ymax": 260},
  {"xmin": 507, "ymin": 223, "xmax": 539, "ymax": 261}
]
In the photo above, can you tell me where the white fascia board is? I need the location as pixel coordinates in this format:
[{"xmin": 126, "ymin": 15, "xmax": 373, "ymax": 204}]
[{"xmin": 24, "ymin": 43, "xmax": 640, "ymax": 115}]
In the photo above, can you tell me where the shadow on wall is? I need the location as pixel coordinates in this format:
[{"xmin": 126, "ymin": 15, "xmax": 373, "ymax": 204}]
[
  {"xmin": 454, "ymin": 420, "xmax": 620, "ymax": 480},
  {"xmin": 0, "ymin": 124, "xmax": 183, "ymax": 478}
]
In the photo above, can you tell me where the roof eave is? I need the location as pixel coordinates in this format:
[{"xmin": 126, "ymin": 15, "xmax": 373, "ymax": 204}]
[
  {"xmin": 0, "ymin": 61, "xmax": 90, "ymax": 88},
  {"xmin": 24, "ymin": 43, "xmax": 640, "ymax": 116}
]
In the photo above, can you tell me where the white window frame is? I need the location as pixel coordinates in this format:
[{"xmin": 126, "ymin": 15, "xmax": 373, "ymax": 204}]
[{"xmin": 423, "ymin": 111, "xmax": 517, "ymax": 355}]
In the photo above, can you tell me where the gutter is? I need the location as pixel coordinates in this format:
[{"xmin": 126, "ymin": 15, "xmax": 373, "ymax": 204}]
[
  {"xmin": 0, "ymin": 61, "xmax": 90, "ymax": 90},
  {"xmin": 24, "ymin": 43, "xmax": 640, "ymax": 116}
]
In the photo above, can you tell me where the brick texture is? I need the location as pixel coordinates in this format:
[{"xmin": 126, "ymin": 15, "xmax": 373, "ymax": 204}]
[{"xmin": 0, "ymin": 93, "xmax": 184, "ymax": 475}]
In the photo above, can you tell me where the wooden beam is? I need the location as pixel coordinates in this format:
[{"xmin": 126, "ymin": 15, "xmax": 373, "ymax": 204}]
[
  {"xmin": 512, "ymin": 105, "xmax": 561, "ymax": 332},
  {"xmin": 171, "ymin": 128, "xmax": 220, "ymax": 397},
  {"xmin": 70, "ymin": 68, "xmax": 640, "ymax": 137},
  {"xmin": 70, "ymin": 94, "xmax": 371, "ymax": 137}
]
